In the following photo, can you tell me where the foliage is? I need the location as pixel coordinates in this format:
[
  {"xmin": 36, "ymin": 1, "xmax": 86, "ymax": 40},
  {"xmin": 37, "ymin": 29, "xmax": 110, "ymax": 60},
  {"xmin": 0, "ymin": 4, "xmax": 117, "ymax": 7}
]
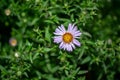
[{"xmin": 0, "ymin": 0, "xmax": 120, "ymax": 80}]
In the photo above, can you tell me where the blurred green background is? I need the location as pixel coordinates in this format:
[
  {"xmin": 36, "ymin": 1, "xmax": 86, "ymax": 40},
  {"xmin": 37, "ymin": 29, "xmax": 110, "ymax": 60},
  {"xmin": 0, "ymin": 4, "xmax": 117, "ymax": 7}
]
[{"xmin": 0, "ymin": 0, "xmax": 120, "ymax": 80}]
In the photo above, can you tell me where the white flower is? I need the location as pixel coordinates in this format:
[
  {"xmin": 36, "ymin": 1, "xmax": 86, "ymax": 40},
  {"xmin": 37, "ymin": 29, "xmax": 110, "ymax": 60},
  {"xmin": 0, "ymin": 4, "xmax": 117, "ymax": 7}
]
[
  {"xmin": 15, "ymin": 52, "xmax": 19, "ymax": 58},
  {"xmin": 5, "ymin": 9, "xmax": 11, "ymax": 16},
  {"xmin": 53, "ymin": 23, "xmax": 81, "ymax": 51}
]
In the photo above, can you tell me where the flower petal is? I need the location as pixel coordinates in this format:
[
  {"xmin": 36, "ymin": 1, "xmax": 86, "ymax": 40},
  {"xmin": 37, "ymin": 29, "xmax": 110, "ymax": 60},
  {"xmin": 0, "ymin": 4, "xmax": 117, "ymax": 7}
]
[
  {"xmin": 72, "ymin": 26, "xmax": 77, "ymax": 32},
  {"xmin": 67, "ymin": 44, "xmax": 73, "ymax": 51},
  {"xmin": 54, "ymin": 28, "xmax": 64, "ymax": 35},
  {"xmin": 68, "ymin": 23, "xmax": 72, "ymax": 31},
  {"xmin": 67, "ymin": 24, "xmax": 81, "ymax": 38},
  {"xmin": 53, "ymin": 36, "xmax": 62, "ymax": 43},
  {"xmin": 70, "ymin": 42, "xmax": 75, "ymax": 49},
  {"xmin": 59, "ymin": 42, "xmax": 64, "ymax": 49},
  {"xmin": 73, "ymin": 39, "xmax": 81, "ymax": 47},
  {"xmin": 63, "ymin": 43, "xmax": 67, "ymax": 50},
  {"xmin": 72, "ymin": 30, "xmax": 81, "ymax": 37},
  {"xmin": 61, "ymin": 25, "xmax": 66, "ymax": 32},
  {"xmin": 54, "ymin": 25, "xmax": 66, "ymax": 35},
  {"xmin": 68, "ymin": 23, "xmax": 75, "ymax": 32},
  {"xmin": 58, "ymin": 25, "xmax": 66, "ymax": 33},
  {"xmin": 74, "ymin": 32, "xmax": 82, "ymax": 37}
]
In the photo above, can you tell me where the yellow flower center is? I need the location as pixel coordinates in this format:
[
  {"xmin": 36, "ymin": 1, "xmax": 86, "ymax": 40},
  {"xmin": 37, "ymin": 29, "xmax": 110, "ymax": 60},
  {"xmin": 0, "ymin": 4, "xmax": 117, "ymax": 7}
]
[{"xmin": 63, "ymin": 33, "xmax": 73, "ymax": 43}]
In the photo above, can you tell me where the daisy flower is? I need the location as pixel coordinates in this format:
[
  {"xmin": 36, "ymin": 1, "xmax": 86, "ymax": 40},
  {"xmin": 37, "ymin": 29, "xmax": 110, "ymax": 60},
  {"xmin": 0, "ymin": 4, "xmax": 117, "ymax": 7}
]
[
  {"xmin": 5, "ymin": 9, "xmax": 11, "ymax": 16},
  {"xmin": 53, "ymin": 23, "xmax": 81, "ymax": 52},
  {"xmin": 9, "ymin": 38, "xmax": 17, "ymax": 47}
]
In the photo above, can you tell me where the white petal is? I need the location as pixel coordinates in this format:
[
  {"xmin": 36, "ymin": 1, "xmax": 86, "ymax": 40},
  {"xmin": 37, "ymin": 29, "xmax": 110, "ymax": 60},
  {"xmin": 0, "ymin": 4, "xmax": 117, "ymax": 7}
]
[
  {"xmin": 67, "ymin": 23, "xmax": 75, "ymax": 32},
  {"xmin": 63, "ymin": 43, "xmax": 67, "ymax": 50},
  {"xmin": 63, "ymin": 43, "xmax": 73, "ymax": 52},
  {"xmin": 65, "ymin": 44, "xmax": 69, "ymax": 51},
  {"xmin": 61, "ymin": 25, "xmax": 66, "ymax": 32},
  {"xmin": 54, "ymin": 32, "xmax": 64, "ymax": 35},
  {"xmin": 68, "ymin": 23, "xmax": 72, "ymax": 31},
  {"xmin": 72, "ymin": 30, "xmax": 81, "ymax": 37},
  {"xmin": 68, "ymin": 44, "xmax": 73, "ymax": 51},
  {"xmin": 53, "ymin": 36, "xmax": 62, "ymax": 43},
  {"xmin": 74, "ymin": 31, "xmax": 81, "ymax": 34},
  {"xmin": 58, "ymin": 25, "xmax": 66, "ymax": 33},
  {"xmin": 59, "ymin": 42, "xmax": 64, "ymax": 49},
  {"xmin": 74, "ymin": 32, "xmax": 82, "ymax": 37},
  {"xmin": 54, "ymin": 28, "xmax": 64, "ymax": 35},
  {"xmin": 73, "ymin": 26, "xmax": 77, "ymax": 31},
  {"xmin": 70, "ymin": 43, "xmax": 75, "ymax": 49},
  {"xmin": 71, "ymin": 24, "xmax": 75, "ymax": 30},
  {"xmin": 73, "ymin": 39, "xmax": 81, "ymax": 47},
  {"xmin": 54, "ymin": 25, "xmax": 66, "ymax": 35}
]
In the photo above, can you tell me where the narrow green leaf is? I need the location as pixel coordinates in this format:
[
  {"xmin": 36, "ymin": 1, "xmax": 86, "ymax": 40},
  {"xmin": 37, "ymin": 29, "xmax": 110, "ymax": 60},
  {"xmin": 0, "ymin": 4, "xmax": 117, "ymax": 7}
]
[
  {"xmin": 81, "ymin": 56, "xmax": 91, "ymax": 64},
  {"xmin": 78, "ymin": 49, "xmax": 85, "ymax": 60},
  {"xmin": 45, "ymin": 26, "xmax": 51, "ymax": 43},
  {"xmin": 78, "ymin": 70, "xmax": 88, "ymax": 75},
  {"xmin": 33, "ymin": 52, "xmax": 40, "ymax": 60}
]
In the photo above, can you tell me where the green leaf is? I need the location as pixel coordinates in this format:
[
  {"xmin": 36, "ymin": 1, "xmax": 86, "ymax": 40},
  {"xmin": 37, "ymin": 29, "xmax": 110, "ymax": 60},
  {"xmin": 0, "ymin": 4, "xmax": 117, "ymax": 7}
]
[
  {"xmin": 81, "ymin": 56, "xmax": 91, "ymax": 64},
  {"xmin": 65, "ymin": 70, "xmax": 69, "ymax": 76},
  {"xmin": 44, "ymin": 20, "xmax": 54, "ymax": 24},
  {"xmin": 45, "ymin": 26, "xmax": 51, "ymax": 43},
  {"xmin": 82, "ymin": 31, "xmax": 92, "ymax": 38},
  {"xmin": 29, "ymin": 18, "xmax": 39, "ymax": 26},
  {"xmin": 33, "ymin": 52, "xmax": 40, "ymax": 60},
  {"xmin": 29, "ymin": 53, "xmax": 33, "ymax": 63},
  {"xmin": 0, "ymin": 65, "xmax": 6, "ymax": 71},
  {"xmin": 43, "ymin": 48, "xmax": 51, "ymax": 52},
  {"xmin": 78, "ymin": 48, "xmax": 85, "ymax": 60},
  {"xmin": 78, "ymin": 70, "xmax": 88, "ymax": 75}
]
